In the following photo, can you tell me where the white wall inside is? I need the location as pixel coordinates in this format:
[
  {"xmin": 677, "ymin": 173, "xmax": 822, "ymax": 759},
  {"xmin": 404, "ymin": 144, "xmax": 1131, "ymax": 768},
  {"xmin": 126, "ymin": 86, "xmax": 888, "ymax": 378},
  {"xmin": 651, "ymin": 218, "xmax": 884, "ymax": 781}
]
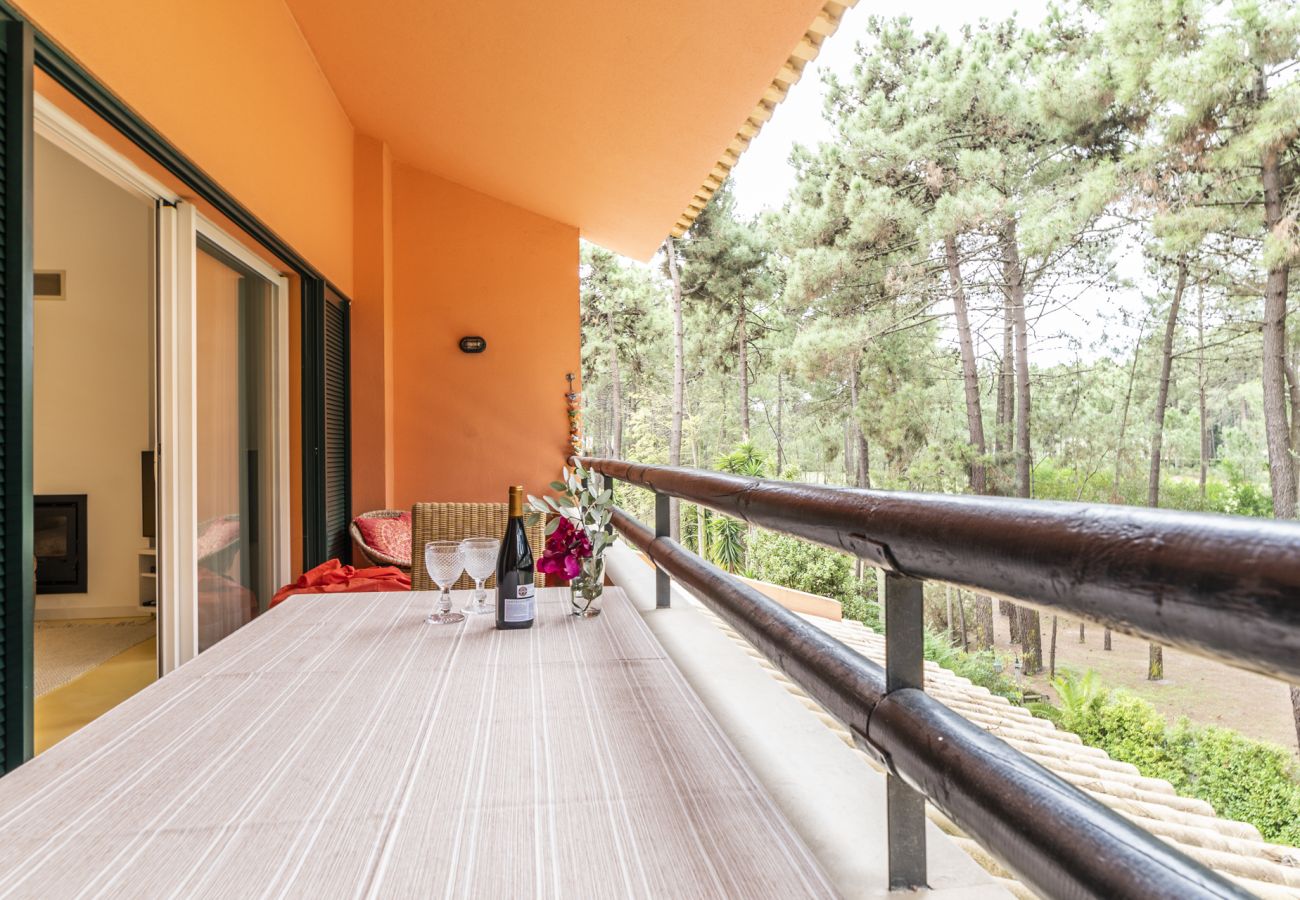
[{"xmin": 34, "ymin": 135, "xmax": 154, "ymax": 619}]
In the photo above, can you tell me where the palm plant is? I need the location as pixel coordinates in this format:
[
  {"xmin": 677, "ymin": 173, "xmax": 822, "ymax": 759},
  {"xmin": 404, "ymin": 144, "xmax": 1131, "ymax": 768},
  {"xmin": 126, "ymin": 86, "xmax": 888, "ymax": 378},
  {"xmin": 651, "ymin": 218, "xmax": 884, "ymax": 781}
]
[
  {"xmin": 1051, "ymin": 668, "xmax": 1107, "ymax": 728},
  {"xmin": 711, "ymin": 442, "xmax": 768, "ymax": 573}
]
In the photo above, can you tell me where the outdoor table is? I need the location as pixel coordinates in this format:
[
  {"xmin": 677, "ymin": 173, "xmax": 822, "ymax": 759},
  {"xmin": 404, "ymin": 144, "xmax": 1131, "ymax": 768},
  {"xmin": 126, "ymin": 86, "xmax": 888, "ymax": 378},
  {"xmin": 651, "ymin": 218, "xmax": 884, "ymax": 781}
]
[{"xmin": 0, "ymin": 587, "xmax": 835, "ymax": 898}]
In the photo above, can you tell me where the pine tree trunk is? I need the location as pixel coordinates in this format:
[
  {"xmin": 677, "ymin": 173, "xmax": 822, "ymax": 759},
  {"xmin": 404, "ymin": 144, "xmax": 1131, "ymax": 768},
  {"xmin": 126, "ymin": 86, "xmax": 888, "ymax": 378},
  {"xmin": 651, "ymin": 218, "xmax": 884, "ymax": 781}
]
[
  {"xmin": 957, "ymin": 591, "xmax": 969, "ymax": 651},
  {"xmin": 663, "ymin": 237, "xmax": 685, "ymax": 541},
  {"xmin": 1049, "ymin": 616, "xmax": 1058, "ymax": 680},
  {"xmin": 850, "ymin": 359, "xmax": 871, "ymax": 489},
  {"xmin": 776, "ymin": 371, "xmax": 785, "ymax": 474},
  {"xmin": 692, "ymin": 441, "xmax": 707, "ymax": 558},
  {"xmin": 1261, "ymin": 134, "xmax": 1300, "ymax": 750},
  {"xmin": 996, "ymin": 295, "xmax": 1014, "ymax": 459},
  {"xmin": 1002, "ymin": 222, "xmax": 1032, "ymax": 497},
  {"xmin": 606, "ymin": 311, "xmax": 623, "ymax": 460},
  {"xmin": 1148, "ymin": 255, "xmax": 1187, "ymax": 509},
  {"xmin": 1198, "ymin": 286, "xmax": 1209, "ymax": 502},
  {"xmin": 1291, "ymin": 685, "xmax": 1300, "ymax": 754},
  {"xmin": 843, "ymin": 420, "xmax": 853, "ymax": 485},
  {"xmin": 1145, "ymin": 255, "xmax": 1186, "ymax": 682},
  {"xmin": 1005, "ymin": 599, "xmax": 1021, "ymax": 644},
  {"xmin": 1002, "ymin": 221, "xmax": 1041, "ymax": 674},
  {"xmin": 946, "ymin": 234, "xmax": 986, "ymax": 494},
  {"xmin": 1284, "ymin": 358, "xmax": 1300, "ymax": 498},
  {"xmin": 1261, "ymin": 147, "xmax": 1296, "ymax": 519},
  {"xmin": 974, "ymin": 597, "xmax": 994, "ymax": 651},
  {"xmin": 738, "ymin": 305, "xmax": 750, "ymax": 442},
  {"xmin": 1019, "ymin": 605, "xmax": 1042, "ymax": 676},
  {"xmin": 1113, "ymin": 319, "xmax": 1146, "ymax": 500},
  {"xmin": 946, "ymin": 584, "xmax": 955, "ymax": 644}
]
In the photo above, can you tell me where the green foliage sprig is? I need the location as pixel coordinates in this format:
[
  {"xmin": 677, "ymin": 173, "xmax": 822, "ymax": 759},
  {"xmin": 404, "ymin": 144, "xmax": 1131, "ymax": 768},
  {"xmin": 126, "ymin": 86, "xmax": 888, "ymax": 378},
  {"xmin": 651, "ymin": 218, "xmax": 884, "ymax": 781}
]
[{"xmin": 526, "ymin": 463, "xmax": 615, "ymax": 559}]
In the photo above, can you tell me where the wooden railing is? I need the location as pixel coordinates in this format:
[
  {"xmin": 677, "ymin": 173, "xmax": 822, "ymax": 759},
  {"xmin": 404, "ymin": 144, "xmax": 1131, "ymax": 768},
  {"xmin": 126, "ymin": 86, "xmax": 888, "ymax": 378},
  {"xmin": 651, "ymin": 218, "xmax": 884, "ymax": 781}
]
[{"xmin": 580, "ymin": 456, "xmax": 1300, "ymax": 900}]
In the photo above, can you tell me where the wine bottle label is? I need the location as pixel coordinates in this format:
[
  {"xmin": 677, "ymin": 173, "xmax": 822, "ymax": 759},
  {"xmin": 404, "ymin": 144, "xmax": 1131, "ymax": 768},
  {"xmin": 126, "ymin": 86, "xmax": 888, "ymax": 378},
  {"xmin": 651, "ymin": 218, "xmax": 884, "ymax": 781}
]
[{"xmin": 504, "ymin": 584, "xmax": 535, "ymax": 623}]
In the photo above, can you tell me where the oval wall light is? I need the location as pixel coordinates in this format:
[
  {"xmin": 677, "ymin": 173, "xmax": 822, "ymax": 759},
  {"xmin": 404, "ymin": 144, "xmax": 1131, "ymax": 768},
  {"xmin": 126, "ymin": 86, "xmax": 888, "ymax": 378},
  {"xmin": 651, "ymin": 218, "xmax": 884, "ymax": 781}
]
[{"xmin": 459, "ymin": 336, "xmax": 487, "ymax": 354}]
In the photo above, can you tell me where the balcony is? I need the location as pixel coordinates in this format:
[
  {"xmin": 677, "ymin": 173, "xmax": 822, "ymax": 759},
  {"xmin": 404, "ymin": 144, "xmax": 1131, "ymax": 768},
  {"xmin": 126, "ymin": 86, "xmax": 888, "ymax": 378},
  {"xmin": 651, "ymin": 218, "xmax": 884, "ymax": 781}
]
[{"xmin": 0, "ymin": 0, "xmax": 1297, "ymax": 897}]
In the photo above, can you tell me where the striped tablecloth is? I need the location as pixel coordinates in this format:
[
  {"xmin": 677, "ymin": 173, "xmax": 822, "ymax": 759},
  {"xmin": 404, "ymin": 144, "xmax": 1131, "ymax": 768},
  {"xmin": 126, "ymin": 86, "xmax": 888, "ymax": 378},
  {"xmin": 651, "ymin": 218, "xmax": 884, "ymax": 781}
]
[{"xmin": 0, "ymin": 588, "xmax": 837, "ymax": 898}]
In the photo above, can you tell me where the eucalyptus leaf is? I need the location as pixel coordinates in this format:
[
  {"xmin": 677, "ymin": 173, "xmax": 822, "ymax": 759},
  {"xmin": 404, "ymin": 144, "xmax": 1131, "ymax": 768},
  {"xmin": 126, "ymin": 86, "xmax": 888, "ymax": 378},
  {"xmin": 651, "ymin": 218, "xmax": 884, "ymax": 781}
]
[{"xmin": 545, "ymin": 517, "xmax": 561, "ymax": 535}]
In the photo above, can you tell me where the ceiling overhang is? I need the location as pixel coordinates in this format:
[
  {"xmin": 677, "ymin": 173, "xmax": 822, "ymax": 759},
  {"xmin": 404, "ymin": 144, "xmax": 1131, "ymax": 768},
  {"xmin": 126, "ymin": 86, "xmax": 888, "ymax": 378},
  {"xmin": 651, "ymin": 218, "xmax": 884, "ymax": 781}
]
[{"xmin": 284, "ymin": 0, "xmax": 855, "ymax": 260}]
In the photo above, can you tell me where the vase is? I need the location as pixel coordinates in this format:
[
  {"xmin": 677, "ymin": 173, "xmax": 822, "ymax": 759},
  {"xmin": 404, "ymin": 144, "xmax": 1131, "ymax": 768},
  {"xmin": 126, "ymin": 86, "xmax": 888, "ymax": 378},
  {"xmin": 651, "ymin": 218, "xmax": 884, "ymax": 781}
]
[{"xmin": 569, "ymin": 556, "xmax": 606, "ymax": 618}]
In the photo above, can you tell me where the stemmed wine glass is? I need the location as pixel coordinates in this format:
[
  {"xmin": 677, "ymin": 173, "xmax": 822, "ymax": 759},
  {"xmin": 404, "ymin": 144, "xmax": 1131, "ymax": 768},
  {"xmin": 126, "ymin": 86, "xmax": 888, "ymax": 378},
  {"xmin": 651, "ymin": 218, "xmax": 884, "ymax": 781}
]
[
  {"xmin": 424, "ymin": 540, "xmax": 466, "ymax": 625},
  {"xmin": 459, "ymin": 537, "xmax": 500, "ymax": 616}
]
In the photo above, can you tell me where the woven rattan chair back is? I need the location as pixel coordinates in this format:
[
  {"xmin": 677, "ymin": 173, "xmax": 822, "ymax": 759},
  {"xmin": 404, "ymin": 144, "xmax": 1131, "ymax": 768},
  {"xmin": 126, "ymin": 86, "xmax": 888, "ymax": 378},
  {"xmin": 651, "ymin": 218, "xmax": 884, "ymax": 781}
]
[{"xmin": 410, "ymin": 502, "xmax": 547, "ymax": 591}]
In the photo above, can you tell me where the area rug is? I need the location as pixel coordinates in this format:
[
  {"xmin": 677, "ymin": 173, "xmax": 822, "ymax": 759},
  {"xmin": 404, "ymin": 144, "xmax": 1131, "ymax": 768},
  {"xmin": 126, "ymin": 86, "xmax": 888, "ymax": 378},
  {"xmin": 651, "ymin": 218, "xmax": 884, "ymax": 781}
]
[{"xmin": 34, "ymin": 619, "xmax": 155, "ymax": 697}]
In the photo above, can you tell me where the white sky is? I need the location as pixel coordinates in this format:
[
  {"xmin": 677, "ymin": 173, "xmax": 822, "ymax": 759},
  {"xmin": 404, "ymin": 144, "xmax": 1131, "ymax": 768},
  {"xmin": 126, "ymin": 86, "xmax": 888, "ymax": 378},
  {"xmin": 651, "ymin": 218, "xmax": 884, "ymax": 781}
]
[{"xmin": 726, "ymin": 0, "xmax": 1157, "ymax": 365}]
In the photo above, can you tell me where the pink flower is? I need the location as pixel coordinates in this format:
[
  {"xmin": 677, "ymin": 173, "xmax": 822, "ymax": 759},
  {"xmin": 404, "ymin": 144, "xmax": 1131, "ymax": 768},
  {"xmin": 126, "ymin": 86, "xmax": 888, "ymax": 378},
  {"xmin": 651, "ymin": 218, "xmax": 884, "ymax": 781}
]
[{"xmin": 538, "ymin": 516, "xmax": 592, "ymax": 580}]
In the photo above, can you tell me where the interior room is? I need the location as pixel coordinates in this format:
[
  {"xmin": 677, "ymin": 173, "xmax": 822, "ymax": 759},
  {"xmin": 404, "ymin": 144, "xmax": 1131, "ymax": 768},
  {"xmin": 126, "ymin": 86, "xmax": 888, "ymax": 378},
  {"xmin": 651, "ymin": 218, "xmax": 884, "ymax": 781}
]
[{"xmin": 31, "ymin": 132, "xmax": 158, "ymax": 752}]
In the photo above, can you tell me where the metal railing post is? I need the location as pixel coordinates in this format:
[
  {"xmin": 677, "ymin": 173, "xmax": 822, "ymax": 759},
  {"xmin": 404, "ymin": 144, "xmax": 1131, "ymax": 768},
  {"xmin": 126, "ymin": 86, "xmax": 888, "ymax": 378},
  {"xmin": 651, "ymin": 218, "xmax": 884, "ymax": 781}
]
[
  {"xmin": 654, "ymin": 490, "xmax": 671, "ymax": 608},
  {"xmin": 884, "ymin": 572, "xmax": 927, "ymax": 890}
]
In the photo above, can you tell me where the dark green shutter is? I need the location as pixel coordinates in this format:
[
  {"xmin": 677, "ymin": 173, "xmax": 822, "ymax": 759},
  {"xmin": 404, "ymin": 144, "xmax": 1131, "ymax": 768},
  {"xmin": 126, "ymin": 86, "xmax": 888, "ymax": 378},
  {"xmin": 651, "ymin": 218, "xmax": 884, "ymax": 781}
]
[
  {"xmin": 322, "ymin": 287, "xmax": 350, "ymax": 563},
  {"xmin": 0, "ymin": 17, "xmax": 33, "ymax": 774},
  {"xmin": 301, "ymin": 279, "xmax": 351, "ymax": 570}
]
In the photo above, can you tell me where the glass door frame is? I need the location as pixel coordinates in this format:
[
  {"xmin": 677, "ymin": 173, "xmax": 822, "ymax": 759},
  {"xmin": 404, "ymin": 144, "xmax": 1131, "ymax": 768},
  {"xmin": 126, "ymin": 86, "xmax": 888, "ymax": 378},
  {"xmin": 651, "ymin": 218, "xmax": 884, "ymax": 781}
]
[
  {"xmin": 158, "ymin": 209, "xmax": 291, "ymax": 671},
  {"xmin": 35, "ymin": 94, "xmax": 292, "ymax": 673}
]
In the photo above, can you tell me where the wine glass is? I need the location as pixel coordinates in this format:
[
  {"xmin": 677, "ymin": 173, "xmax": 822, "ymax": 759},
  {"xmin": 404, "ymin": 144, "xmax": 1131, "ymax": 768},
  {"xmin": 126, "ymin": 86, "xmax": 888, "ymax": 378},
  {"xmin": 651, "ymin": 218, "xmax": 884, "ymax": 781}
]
[
  {"xmin": 459, "ymin": 537, "xmax": 500, "ymax": 616},
  {"xmin": 424, "ymin": 540, "xmax": 466, "ymax": 625}
]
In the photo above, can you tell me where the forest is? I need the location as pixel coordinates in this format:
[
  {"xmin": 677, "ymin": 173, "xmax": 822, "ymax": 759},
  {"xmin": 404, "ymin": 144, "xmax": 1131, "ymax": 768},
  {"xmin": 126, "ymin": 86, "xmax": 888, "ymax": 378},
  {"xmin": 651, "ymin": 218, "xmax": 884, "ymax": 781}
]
[{"xmin": 577, "ymin": 0, "xmax": 1299, "ymax": 727}]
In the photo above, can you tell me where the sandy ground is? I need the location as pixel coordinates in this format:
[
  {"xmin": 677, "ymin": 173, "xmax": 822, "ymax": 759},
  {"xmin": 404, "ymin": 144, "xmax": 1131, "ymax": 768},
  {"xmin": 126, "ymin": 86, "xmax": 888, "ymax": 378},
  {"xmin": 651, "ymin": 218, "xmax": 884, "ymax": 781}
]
[{"xmin": 985, "ymin": 608, "xmax": 1299, "ymax": 758}]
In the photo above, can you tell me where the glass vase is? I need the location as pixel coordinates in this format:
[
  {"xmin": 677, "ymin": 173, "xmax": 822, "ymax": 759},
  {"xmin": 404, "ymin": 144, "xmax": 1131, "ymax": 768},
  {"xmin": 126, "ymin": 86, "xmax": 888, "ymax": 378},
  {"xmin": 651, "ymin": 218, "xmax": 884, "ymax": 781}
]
[{"xmin": 569, "ymin": 556, "xmax": 606, "ymax": 618}]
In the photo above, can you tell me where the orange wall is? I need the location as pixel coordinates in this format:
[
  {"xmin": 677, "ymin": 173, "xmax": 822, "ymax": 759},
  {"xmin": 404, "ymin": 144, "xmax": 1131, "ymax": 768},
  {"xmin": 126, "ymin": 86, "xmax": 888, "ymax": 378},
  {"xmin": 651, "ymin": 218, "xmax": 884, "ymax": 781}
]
[
  {"xmin": 351, "ymin": 135, "xmax": 395, "ymax": 515},
  {"xmin": 17, "ymin": 0, "xmax": 355, "ymax": 293},
  {"xmin": 390, "ymin": 163, "xmax": 580, "ymax": 509}
]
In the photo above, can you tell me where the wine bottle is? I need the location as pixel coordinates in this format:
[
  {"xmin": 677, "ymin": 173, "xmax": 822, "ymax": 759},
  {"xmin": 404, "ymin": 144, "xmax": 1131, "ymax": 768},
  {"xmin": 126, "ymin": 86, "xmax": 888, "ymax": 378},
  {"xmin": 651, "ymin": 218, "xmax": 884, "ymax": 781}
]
[{"xmin": 496, "ymin": 485, "xmax": 536, "ymax": 630}]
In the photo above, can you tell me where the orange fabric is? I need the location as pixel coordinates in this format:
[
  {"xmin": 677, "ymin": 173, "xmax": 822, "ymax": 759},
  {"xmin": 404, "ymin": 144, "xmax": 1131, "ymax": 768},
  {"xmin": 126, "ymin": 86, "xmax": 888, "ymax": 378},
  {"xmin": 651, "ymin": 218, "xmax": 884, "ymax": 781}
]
[{"xmin": 271, "ymin": 559, "xmax": 411, "ymax": 608}]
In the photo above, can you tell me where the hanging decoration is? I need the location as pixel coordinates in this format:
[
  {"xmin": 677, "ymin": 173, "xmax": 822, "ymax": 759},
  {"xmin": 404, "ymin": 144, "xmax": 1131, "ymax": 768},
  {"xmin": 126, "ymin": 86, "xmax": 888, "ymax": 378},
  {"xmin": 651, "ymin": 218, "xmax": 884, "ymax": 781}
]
[{"xmin": 565, "ymin": 373, "xmax": 583, "ymax": 457}]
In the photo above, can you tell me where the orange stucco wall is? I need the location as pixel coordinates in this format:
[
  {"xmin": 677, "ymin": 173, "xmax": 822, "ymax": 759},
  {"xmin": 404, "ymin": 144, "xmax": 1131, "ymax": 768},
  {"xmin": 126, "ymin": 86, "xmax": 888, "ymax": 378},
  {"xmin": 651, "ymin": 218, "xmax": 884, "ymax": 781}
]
[
  {"xmin": 17, "ymin": 0, "xmax": 355, "ymax": 293},
  {"xmin": 351, "ymin": 135, "xmax": 396, "ymax": 516},
  {"xmin": 390, "ymin": 162, "xmax": 580, "ymax": 509}
]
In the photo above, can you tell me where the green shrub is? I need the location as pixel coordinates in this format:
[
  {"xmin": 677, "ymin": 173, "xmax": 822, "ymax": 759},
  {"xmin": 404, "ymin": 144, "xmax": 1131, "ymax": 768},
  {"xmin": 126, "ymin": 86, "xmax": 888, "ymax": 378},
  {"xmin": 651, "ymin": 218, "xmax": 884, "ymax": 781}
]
[
  {"xmin": 924, "ymin": 633, "xmax": 1023, "ymax": 703},
  {"xmin": 1166, "ymin": 724, "xmax": 1300, "ymax": 844},
  {"xmin": 747, "ymin": 530, "xmax": 855, "ymax": 601},
  {"xmin": 1063, "ymin": 687, "xmax": 1300, "ymax": 846},
  {"xmin": 841, "ymin": 585, "xmax": 882, "ymax": 631}
]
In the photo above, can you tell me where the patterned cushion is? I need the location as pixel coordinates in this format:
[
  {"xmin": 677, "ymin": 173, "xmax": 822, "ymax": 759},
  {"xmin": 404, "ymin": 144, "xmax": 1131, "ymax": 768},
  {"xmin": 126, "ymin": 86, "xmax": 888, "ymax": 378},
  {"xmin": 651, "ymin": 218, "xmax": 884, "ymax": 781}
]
[{"xmin": 354, "ymin": 512, "xmax": 412, "ymax": 565}]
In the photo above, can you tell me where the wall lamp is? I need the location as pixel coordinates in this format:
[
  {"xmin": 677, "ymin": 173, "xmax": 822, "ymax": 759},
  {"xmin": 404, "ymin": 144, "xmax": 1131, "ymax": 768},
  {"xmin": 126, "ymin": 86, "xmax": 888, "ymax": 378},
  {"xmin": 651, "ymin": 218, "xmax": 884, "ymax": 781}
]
[{"xmin": 459, "ymin": 336, "xmax": 487, "ymax": 354}]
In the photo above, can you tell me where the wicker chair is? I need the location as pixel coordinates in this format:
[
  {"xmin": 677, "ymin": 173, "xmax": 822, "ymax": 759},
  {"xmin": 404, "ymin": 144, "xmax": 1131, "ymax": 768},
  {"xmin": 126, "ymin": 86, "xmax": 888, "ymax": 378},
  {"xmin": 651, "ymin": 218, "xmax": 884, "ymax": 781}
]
[
  {"xmin": 350, "ymin": 509, "xmax": 412, "ymax": 570},
  {"xmin": 411, "ymin": 502, "xmax": 547, "ymax": 591}
]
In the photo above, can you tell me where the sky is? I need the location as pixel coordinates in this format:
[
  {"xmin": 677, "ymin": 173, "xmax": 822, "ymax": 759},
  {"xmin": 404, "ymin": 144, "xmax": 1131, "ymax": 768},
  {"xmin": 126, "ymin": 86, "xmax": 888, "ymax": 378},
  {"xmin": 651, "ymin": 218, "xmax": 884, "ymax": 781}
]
[{"xmin": 723, "ymin": 0, "xmax": 1157, "ymax": 366}]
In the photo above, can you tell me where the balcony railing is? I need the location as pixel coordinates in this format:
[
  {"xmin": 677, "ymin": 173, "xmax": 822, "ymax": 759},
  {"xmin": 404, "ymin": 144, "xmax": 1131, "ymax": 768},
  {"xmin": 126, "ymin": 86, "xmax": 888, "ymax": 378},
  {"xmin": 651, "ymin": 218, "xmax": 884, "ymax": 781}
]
[{"xmin": 579, "ymin": 456, "xmax": 1300, "ymax": 900}]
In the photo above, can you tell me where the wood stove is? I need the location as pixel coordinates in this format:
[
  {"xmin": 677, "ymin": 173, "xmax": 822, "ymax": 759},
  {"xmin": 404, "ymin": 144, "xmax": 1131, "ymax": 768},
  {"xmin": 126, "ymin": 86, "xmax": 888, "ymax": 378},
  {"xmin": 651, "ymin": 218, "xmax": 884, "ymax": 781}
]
[{"xmin": 35, "ymin": 494, "xmax": 87, "ymax": 594}]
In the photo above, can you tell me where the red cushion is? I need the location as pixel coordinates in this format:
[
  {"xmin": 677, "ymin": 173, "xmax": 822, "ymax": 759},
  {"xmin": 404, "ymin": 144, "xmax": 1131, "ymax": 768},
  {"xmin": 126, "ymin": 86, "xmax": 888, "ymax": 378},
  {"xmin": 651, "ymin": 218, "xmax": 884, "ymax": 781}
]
[{"xmin": 354, "ymin": 512, "xmax": 411, "ymax": 564}]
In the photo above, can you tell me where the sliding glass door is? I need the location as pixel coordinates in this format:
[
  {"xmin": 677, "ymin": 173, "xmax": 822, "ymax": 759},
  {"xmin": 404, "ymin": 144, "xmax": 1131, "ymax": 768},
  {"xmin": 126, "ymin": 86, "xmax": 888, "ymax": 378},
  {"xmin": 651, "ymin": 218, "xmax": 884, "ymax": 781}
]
[{"xmin": 194, "ymin": 240, "xmax": 277, "ymax": 652}]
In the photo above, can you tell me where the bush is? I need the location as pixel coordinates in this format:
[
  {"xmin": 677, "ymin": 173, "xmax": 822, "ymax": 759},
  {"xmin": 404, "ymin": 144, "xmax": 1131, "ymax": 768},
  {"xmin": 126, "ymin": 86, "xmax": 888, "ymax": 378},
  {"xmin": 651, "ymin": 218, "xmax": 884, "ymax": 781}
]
[
  {"xmin": 1060, "ymin": 684, "xmax": 1300, "ymax": 846},
  {"xmin": 747, "ymin": 530, "xmax": 855, "ymax": 601},
  {"xmin": 925, "ymin": 633, "xmax": 1023, "ymax": 703}
]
